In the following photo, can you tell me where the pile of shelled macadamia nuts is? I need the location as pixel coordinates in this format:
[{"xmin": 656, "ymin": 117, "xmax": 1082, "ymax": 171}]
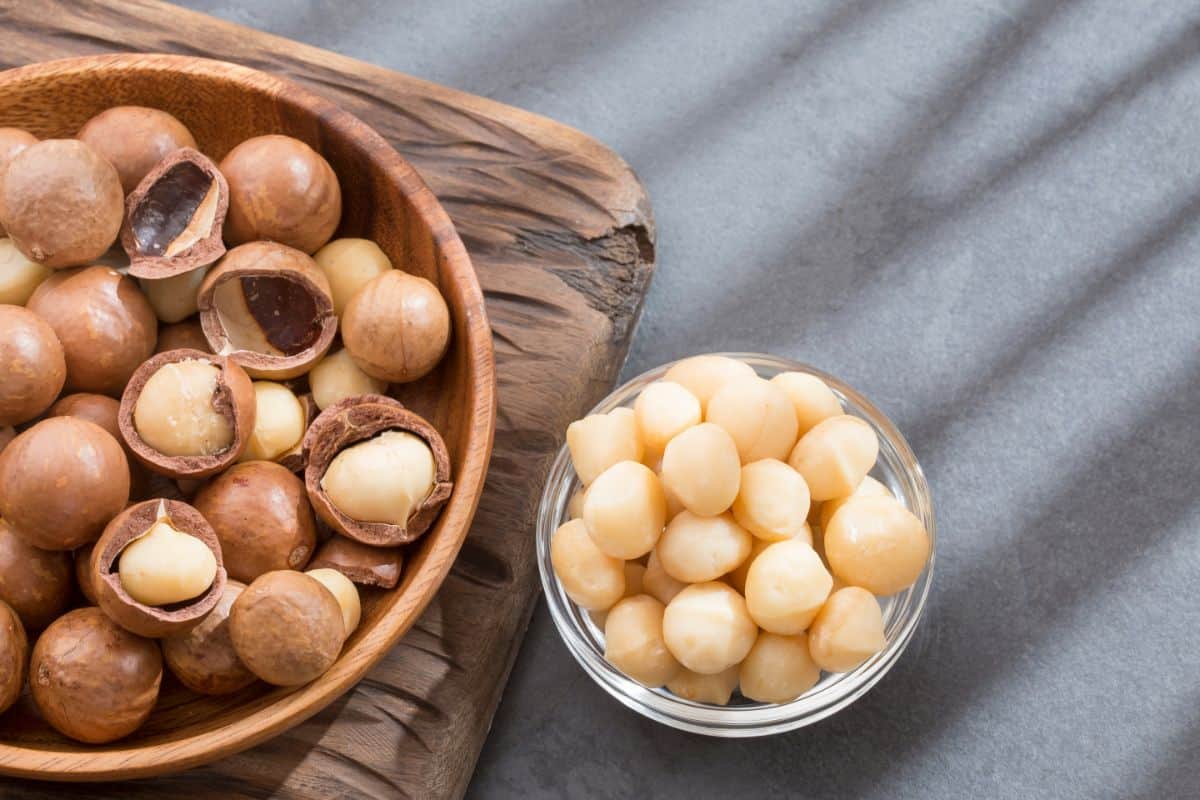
[
  {"xmin": 0, "ymin": 107, "xmax": 454, "ymax": 744},
  {"xmin": 552, "ymin": 355, "xmax": 930, "ymax": 705}
]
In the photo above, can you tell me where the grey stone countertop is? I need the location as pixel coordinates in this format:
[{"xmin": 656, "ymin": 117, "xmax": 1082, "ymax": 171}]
[{"xmin": 180, "ymin": 1, "xmax": 1200, "ymax": 797}]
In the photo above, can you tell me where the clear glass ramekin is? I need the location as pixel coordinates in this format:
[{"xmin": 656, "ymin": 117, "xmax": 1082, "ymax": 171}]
[{"xmin": 535, "ymin": 353, "xmax": 936, "ymax": 736}]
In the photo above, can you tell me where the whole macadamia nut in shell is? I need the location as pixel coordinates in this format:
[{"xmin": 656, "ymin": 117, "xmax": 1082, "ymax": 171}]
[
  {"xmin": 0, "ymin": 519, "xmax": 73, "ymax": 629},
  {"xmin": 163, "ymin": 579, "xmax": 257, "ymax": 695},
  {"xmin": 77, "ymin": 106, "xmax": 196, "ymax": 195},
  {"xmin": 341, "ymin": 270, "xmax": 451, "ymax": 384},
  {"xmin": 0, "ymin": 304, "xmax": 66, "ymax": 425},
  {"xmin": 0, "ymin": 600, "xmax": 26, "ymax": 715}
]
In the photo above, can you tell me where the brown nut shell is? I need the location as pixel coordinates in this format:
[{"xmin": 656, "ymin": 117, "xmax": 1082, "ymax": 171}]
[
  {"xmin": 0, "ymin": 128, "xmax": 36, "ymax": 236},
  {"xmin": 197, "ymin": 242, "xmax": 337, "ymax": 379},
  {"xmin": 50, "ymin": 391, "xmax": 153, "ymax": 501},
  {"xmin": 342, "ymin": 271, "xmax": 451, "ymax": 384},
  {"xmin": 303, "ymin": 394, "xmax": 453, "ymax": 546},
  {"xmin": 309, "ymin": 535, "xmax": 404, "ymax": 589},
  {"xmin": 0, "ymin": 139, "xmax": 124, "ymax": 269},
  {"xmin": 30, "ymin": 606, "xmax": 162, "ymax": 743},
  {"xmin": 0, "ymin": 417, "xmax": 130, "ymax": 550},
  {"xmin": 27, "ymin": 265, "xmax": 158, "ymax": 395},
  {"xmin": 77, "ymin": 106, "xmax": 197, "ymax": 195},
  {"xmin": 75, "ymin": 543, "xmax": 98, "ymax": 605},
  {"xmin": 90, "ymin": 499, "xmax": 227, "ymax": 638},
  {"xmin": 0, "ymin": 426, "xmax": 13, "ymax": 454},
  {"xmin": 220, "ymin": 134, "xmax": 342, "ymax": 254},
  {"xmin": 118, "ymin": 348, "xmax": 256, "ymax": 478},
  {"xmin": 0, "ymin": 600, "xmax": 26, "ymax": 715},
  {"xmin": 0, "ymin": 304, "xmax": 66, "ymax": 425},
  {"xmin": 192, "ymin": 460, "xmax": 317, "ymax": 583},
  {"xmin": 0, "ymin": 519, "xmax": 73, "ymax": 629},
  {"xmin": 163, "ymin": 579, "xmax": 256, "ymax": 695},
  {"xmin": 156, "ymin": 319, "xmax": 211, "ymax": 354},
  {"xmin": 229, "ymin": 570, "xmax": 345, "ymax": 686},
  {"xmin": 277, "ymin": 393, "xmax": 318, "ymax": 473},
  {"xmin": 122, "ymin": 148, "xmax": 229, "ymax": 279}
]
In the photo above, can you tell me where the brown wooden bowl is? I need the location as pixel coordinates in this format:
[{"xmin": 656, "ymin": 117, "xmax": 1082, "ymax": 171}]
[{"xmin": 0, "ymin": 54, "xmax": 495, "ymax": 781}]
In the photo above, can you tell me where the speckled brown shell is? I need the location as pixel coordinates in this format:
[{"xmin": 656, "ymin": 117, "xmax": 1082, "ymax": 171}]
[
  {"xmin": 192, "ymin": 461, "xmax": 317, "ymax": 583},
  {"xmin": 49, "ymin": 391, "xmax": 153, "ymax": 501},
  {"xmin": 29, "ymin": 606, "xmax": 161, "ymax": 744},
  {"xmin": 0, "ymin": 128, "xmax": 35, "ymax": 237},
  {"xmin": 196, "ymin": 241, "xmax": 337, "ymax": 379},
  {"xmin": 162, "ymin": 579, "xmax": 257, "ymax": 696},
  {"xmin": 303, "ymin": 394, "xmax": 453, "ymax": 546},
  {"xmin": 155, "ymin": 319, "xmax": 210, "ymax": 354},
  {"xmin": 277, "ymin": 393, "xmax": 318, "ymax": 473},
  {"xmin": 74, "ymin": 543, "xmax": 98, "ymax": 605},
  {"xmin": 90, "ymin": 499, "xmax": 227, "ymax": 638},
  {"xmin": 0, "ymin": 519, "xmax": 73, "ymax": 629},
  {"xmin": 308, "ymin": 535, "xmax": 404, "ymax": 589},
  {"xmin": 0, "ymin": 305, "xmax": 66, "ymax": 426},
  {"xmin": 77, "ymin": 106, "xmax": 196, "ymax": 195},
  {"xmin": 0, "ymin": 599, "xmax": 26, "ymax": 715},
  {"xmin": 0, "ymin": 426, "xmax": 13, "ymax": 454},
  {"xmin": 118, "ymin": 348, "xmax": 256, "ymax": 479},
  {"xmin": 122, "ymin": 148, "xmax": 228, "ymax": 279}
]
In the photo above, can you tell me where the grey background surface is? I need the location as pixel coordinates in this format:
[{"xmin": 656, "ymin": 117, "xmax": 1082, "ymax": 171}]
[{"xmin": 177, "ymin": 1, "xmax": 1200, "ymax": 797}]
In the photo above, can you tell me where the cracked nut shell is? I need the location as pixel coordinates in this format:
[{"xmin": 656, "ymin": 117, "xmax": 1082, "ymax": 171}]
[
  {"xmin": 122, "ymin": 148, "xmax": 228, "ymax": 279},
  {"xmin": 303, "ymin": 394, "xmax": 453, "ymax": 546},
  {"xmin": 197, "ymin": 241, "xmax": 337, "ymax": 379},
  {"xmin": 77, "ymin": 106, "xmax": 197, "ymax": 195},
  {"xmin": 192, "ymin": 460, "xmax": 317, "ymax": 583},
  {"xmin": 0, "ymin": 304, "xmax": 66, "ymax": 425},
  {"xmin": 91, "ymin": 499, "xmax": 226, "ymax": 638},
  {"xmin": 0, "ymin": 599, "xmax": 25, "ymax": 715},
  {"xmin": 30, "ymin": 606, "xmax": 162, "ymax": 743},
  {"xmin": 0, "ymin": 518, "xmax": 73, "ymax": 629},
  {"xmin": 163, "ymin": 579, "xmax": 257, "ymax": 695},
  {"xmin": 309, "ymin": 535, "xmax": 404, "ymax": 589}
]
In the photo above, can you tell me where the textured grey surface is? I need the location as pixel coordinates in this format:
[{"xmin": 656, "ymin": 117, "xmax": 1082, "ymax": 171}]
[{"xmin": 178, "ymin": 1, "xmax": 1200, "ymax": 797}]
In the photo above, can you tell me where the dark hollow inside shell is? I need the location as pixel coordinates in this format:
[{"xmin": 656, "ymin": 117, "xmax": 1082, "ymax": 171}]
[
  {"xmin": 241, "ymin": 276, "xmax": 319, "ymax": 355},
  {"xmin": 129, "ymin": 160, "xmax": 216, "ymax": 256}
]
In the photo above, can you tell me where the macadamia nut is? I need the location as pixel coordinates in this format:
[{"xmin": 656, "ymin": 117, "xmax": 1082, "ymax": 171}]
[
  {"xmin": 133, "ymin": 359, "xmax": 234, "ymax": 456},
  {"xmin": 818, "ymin": 475, "xmax": 892, "ymax": 532},
  {"xmin": 787, "ymin": 415, "xmax": 879, "ymax": 501},
  {"xmin": 808, "ymin": 586, "xmax": 886, "ymax": 672},
  {"xmin": 0, "ymin": 237, "xmax": 50, "ymax": 304},
  {"xmin": 550, "ymin": 519, "xmax": 625, "ymax": 611},
  {"xmin": 566, "ymin": 407, "xmax": 643, "ymax": 485},
  {"xmin": 660, "ymin": 423, "xmax": 741, "ymax": 517},
  {"xmin": 589, "ymin": 561, "xmax": 646, "ymax": 628},
  {"xmin": 744, "ymin": 539, "xmax": 832, "ymax": 634},
  {"xmin": 581, "ymin": 460, "xmax": 666, "ymax": 559},
  {"xmin": 306, "ymin": 567, "xmax": 361, "ymax": 636},
  {"xmin": 643, "ymin": 548, "xmax": 687, "ymax": 605},
  {"xmin": 726, "ymin": 535, "xmax": 768, "ymax": 595},
  {"xmin": 823, "ymin": 495, "xmax": 929, "ymax": 595},
  {"xmin": 634, "ymin": 381, "xmax": 700, "ymax": 456},
  {"xmin": 740, "ymin": 632, "xmax": 821, "ymax": 703},
  {"xmin": 667, "ymin": 664, "xmax": 740, "ymax": 705},
  {"xmin": 770, "ymin": 372, "xmax": 843, "ymax": 435},
  {"xmin": 662, "ymin": 581, "xmax": 757, "ymax": 675},
  {"xmin": 313, "ymin": 238, "xmax": 392, "ymax": 316},
  {"xmin": 657, "ymin": 512, "xmax": 752, "ymax": 583},
  {"xmin": 242, "ymin": 381, "xmax": 305, "ymax": 462},
  {"xmin": 706, "ymin": 376, "xmax": 799, "ymax": 463},
  {"xmin": 321, "ymin": 430, "xmax": 435, "ymax": 526},
  {"xmin": 604, "ymin": 594, "xmax": 680, "ymax": 687},
  {"xmin": 118, "ymin": 519, "xmax": 217, "ymax": 606},
  {"xmin": 309, "ymin": 348, "xmax": 387, "ymax": 411},
  {"xmin": 731, "ymin": 458, "xmax": 812, "ymax": 541},
  {"xmin": 663, "ymin": 355, "xmax": 756, "ymax": 414},
  {"xmin": 139, "ymin": 266, "xmax": 207, "ymax": 323},
  {"xmin": 567, "ymin": 486, "xmax": 588, "ymax": 519}
]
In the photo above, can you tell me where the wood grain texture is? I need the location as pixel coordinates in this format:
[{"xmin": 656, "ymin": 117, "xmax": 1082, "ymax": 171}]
[{"xmin": 0, "ymin": 1, "xmax": 655, "ymax": 798}]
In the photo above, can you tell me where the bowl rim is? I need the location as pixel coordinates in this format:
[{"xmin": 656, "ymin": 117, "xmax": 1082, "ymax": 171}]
[
  {"xmin": 537, "ymin": 352, "xmax": 935, "ymax": 736},
  {"xmin": 0, "ymin": 53, "xmax": 497, "ymax": 780}
]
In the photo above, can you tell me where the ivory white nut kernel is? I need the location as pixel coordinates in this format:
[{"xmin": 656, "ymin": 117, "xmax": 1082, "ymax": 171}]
[
  {"xmin": 744, "ymin": 539, "xmax": 832, "ymax": 634},
  {"xmin": 0, "ymin": 237, "xmax": 50, "ymax": 305},
  {"xmin": 139, "ymin": 266, "xmax": 208, "ymax": 323},
  {"xmin": 133, "ymin": 359, "xmax": 234, "ymax": 456},
  {"xmin": 581, "ymin": 460, "xmax": 665, "ymax": 559},
  {"xmin": 739, "ymin": 631, "xmax": 821, "ymax": 704},
  {"xmin": 731, "ymin": 458, "xmax": 812, "ymax": 542},
  {"xmin": 807, "ymin": 586, "xmax": 886, "ymax": 672},
  {"xmin": 706, "ymin": 376, "xmax": 799, "ymax": 463},
  {"xmin": 666, "ymin": 664, "xmax": 740, "ymax": 705},
  {"xmin": 822, "ymin": 495, "xmax": 929, "ymax": 595},
  {"xmin": 566, "ymin": 407, "xmax": 643, "ymax": 485},
  {"xmin": 662, "ymin": 355, "xmax": 756, "ymax": 414},
  {"xmin": 634, "ymin": 380, "xmax": 700, "ymax": 456},
  {"xmin": 818, "ymin": 475, "xmax": 892, "ymax": 532},
  {"xmin": 550, "ymin": 518, "xmax": 625, "ymax": 611},
  {"xmin": 657, "ymin": 511, "xmax": 752, "ymax": 583},
  {"xmin": 662, "ymin": 581, "xmax": 757, "ymax": 675},
  {"xmin": 787, "ymin": 415, "xmax": 879, "ymax": 501},
  {"xmin": 118, "ymin": 520, "xmax": 217, "ymax": 606},
  {"xmin": 660, "ymin": 423, "xmax": 740, "ymax": 517},
  {"xmin": 321, "ymin": 430, "xmax": 435, "ymax": 526},
  {"xmin": 589, "ymin": 561, "xmax": 645, "ymax": 629},
  {"xmin": 603, "ymin": 594, "xmax": 680, "ymax": 687},
  {"xmin": 306, "ymin": 567, "xmax": 361, "ymax": 636},
  {"xmin": 643, "ymin": 548, "xmax": 687, "ymax": 605},
  {"xmin": 242, "ymin": 381, "xmax": 305, "ymax": 462},
  {"xmin": 309, "ymin": 348, "xmax": 387, "ymax": 411},
  {"xmin": 313, "ymin": 238, "xmax": 392, "ymax": 317},
  {"xmin": 770, "ymin": 372, "xmax": 843, "ymax": 436}
]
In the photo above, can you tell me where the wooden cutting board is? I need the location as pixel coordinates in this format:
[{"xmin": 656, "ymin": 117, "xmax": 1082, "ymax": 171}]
[{"xmin": 0, "ymin": 1, "xmax": 655, "ymax": 797}]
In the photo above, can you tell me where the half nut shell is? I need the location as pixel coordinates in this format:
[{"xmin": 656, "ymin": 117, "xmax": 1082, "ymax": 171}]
[
  {"xmin": 303, "ymin": 394, "xmax": 453, "ymax": 546},
  {"xmin": 122, "ymin": 148, "xmax": 228, "ymax": 279},
  {"xmin": 308, "ymin": 535, "xmax": 404, "ymax": 589},
  {"xmin": 197, "ymin": 241, "xmax": 337, "ymax": 379},
  {"xmin": 90, "ymin": 499, "xmax": 227, "ymax": 638},
  {"xmin": 118, "ymin": 348, "xmax": 256, "ymax": 479}
]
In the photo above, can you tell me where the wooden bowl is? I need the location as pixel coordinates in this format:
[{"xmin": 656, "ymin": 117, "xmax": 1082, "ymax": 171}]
[{"xmin": 0, "ymin": 54, "xmax": 495, "ymax": 781}]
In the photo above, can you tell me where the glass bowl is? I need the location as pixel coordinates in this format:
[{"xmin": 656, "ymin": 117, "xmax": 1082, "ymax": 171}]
[{"xmin": 535, "ymin": 353, "xmax": 935, "ymax": 736}]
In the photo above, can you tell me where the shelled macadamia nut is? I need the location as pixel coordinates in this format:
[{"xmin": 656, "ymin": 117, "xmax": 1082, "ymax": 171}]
[
  {"xmin": 0, "ymin": 140, "xmax": 123, "ymax": 268},
  {"xmin": 0, "ymin": 519, "xmax": 73, "ymax": 629},
  {"xmin": 0, "ymin": 304, "xmax": 65, "ymax": 425},
  {"xmin": 657, "ymin": 512, "xmax": 752, "ymax": 584},
  {"xmin": 666, "ymin": 664, "xmax": 740, "ymax": 706},
  {"xmin": 771, "ymin": 372, "xmax": 843, "ymax": 436},
  {"xmin": 91, "ymin": 499, "xmax": 226, "ymax": 638},
  {"xmin": 0, "ymin": 237, "xmax": 50, "ymax": 304},
  {"xmin": 604, "ymin": 595, "xmax": 680, "ymax": 687},
  {"xmin": 241, "ymin": 381, "xmax": 306, "ymax": 462},
  {"xmin": 634, "ymin": 381, "xmax": 701, "ymax": 457},
  {"xmin": 119, "ymin": 349, "xmax": 256, "ymax": 478},
  {"xmin": 744, "ymin": 539, "xmax": 832, "ymax": 634},
  {"xmin": 77, "ymin": 106, "xmax": 196, "ymax": 195},
  {"xmin": 220, "ymin": 134, "xmax": 342, "ymax": 254},
  {"xmin": 739, "ymin": 632, "xmax": 821, "ymax": 704},
  {"xmin": 662, "ymin": 581, "xmax": 758, "ymax": 675},
  {"xmin": 0, "ymin": 417, "xmax": 130, "ymax": 550},
  {"xmin": 162, "ymin": 580, "xmax": 257, "ymax": 695},
  {"xmin": 788, "ymin": 415, "xmax": 880, "ymax": 502},
  {"xmin": 230, "ymin": 570, "xmax": 346, "ymax": 686},
  {"xmin": 807, "ymin": 587, "xmax": 886, "ymax": 672},
  {"xmin": 197, "ymin": 241, "xmax": 337, "ymax": 379},
  {"xmin": 726, "ymin": 536, "xmax": 769, "ymax": 595},
  {"xmin": 308, "ymin": 535, "xmax": 404, "ymax": 589},
  {"xmin": 156, "ymin": 319, "xmax": 210, "ymax": 354},
  {"xmin": 818, "ymin": 475, "xmax": 892, "ymax": 532},
  {"xmin": 306, "ymin": 568, "xmax": 362, "ymax": 636},
  {"xmin": 706, "ymin": 376, "xmax": 799, "ymax": 463},
  {"xmin": 341, "ymin": 270, "xmax": 450, "ymax": 384},
  {"xmin": 643, "ymin": 548, "xmax": 687, "ymax": 606},
  {"xmin": 589, "ymin": 561, "xmax": 646, "ymax": 628},
  {"xmin": 309, "ymin": 348, "xmax": 387, "ymax": 411},
  {"xmin": 139, "ymin": 266, "xmax": 208, "ymax": 323},
  {"xmin": 582, "ymin": 461, "xmax": 666, "ymax": 560},
  {"xmin": 27, "ymin": 265, "xmax": 157, "ymax": 395},
  {"xmin": 550, "ymin": 519, "xmax": 625, "ymax": 611},
  {"xmin": 567, "ymin": 407, "xmax": 643, "ymax": 485},
  {"xmin": 567, "ymin": 486, "xmax": 588, "ymax": 520},
  {"xmin": 313, "ymin": 237, "xmax": 393, "ymax": 316},
  {"xmin": 663, "ymin": 355, "xmax": 756, "ymax": 415},
  {"xmin": 0, "ymin": 599, "xmax": 25, "ymax": 714},
  {"xmin": 660, "ymin": 422, "xmax": 741, "ymax": 517},
  {"xmin": 731, "ymin": 458, "xmax": 812, "ymax": 542},
  {"xmin": 823, "ymin": 495, "xmax": 930, "ymax": 595},
  {"xmin": 30, "ymin": 606, "xmax": 162, "ymax": 743}
]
